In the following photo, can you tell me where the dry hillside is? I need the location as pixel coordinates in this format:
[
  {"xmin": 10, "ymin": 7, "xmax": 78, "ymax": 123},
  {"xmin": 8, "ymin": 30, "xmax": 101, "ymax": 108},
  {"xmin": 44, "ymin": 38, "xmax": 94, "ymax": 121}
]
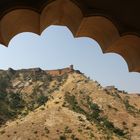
[{"xmin": 0, "ymin": 68, "xmax": 140, "ymax": 140}]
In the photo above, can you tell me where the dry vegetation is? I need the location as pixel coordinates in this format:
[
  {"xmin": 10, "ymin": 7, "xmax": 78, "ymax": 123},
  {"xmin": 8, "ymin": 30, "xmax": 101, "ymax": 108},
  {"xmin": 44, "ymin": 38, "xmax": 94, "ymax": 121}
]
[{"xmin": 0, "ymin": 68, "xmax": 140, "ymax": 140}]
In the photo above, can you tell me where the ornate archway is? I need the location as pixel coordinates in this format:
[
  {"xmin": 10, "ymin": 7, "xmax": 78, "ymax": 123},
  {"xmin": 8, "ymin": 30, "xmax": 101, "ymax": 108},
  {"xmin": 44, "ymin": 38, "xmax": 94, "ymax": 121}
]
[{"xmin": 0, "ymin": 0, "xmax": 140, "ymax": 72}]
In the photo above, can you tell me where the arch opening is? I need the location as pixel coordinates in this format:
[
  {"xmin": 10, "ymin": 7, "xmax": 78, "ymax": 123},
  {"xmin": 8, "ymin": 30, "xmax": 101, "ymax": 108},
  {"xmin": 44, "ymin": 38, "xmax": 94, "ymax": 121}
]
[{"xmin": 0, "ymin": 25, "xmax": 140, "ymax": 93}]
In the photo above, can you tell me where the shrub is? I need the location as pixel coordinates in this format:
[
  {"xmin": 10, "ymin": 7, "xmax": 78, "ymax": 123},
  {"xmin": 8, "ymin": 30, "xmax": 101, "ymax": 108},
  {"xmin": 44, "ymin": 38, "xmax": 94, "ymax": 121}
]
[
  {"xmin": 65, "ymin": 94, "xmax": 85, "ymax": 114},
  {"xmin": 0, "ymin": 92, "xmax": 7, "ymax": 100},
  {"xmin": 55, "ymin": 76, "xmax": 62, "ymax": 82},
  {"xmin": 78, "ymin": 116, "xmax": 85, "ymax": 122},
  {"xmin": 65, "ymin": 94, "xmax": 126, "ymax": 137},
  {"xmin": 34, "ymin": 131, "xmax": 38, "ymax": 134},
  {"xmin": 59, "ymin": 135, "xmax": 66, "ymax": 140},
  {"xmin": 132, "ymin": 123, "xmax": 137, "ymax": 127},
  {"xmin": 9, "ymin": 93, "xmax": 25, "ymax": 109},
  {"xmin": 122, "ymin": 121, "xmax": 127, "ymax": 125},
  {"xmin": 0, "ymin": 130, "xmax": 5, "ymax": 134},
  {"xmin": 78, "ymin": 128, "xmax": 82, "ymax": 132},
  {"xmin": 44, "ymin": 127, "xmax": 50, "ymax": 134},
  {"xmin": 0, "ymin": 77, "xmax": 9, "ymax": 91},
  {"xmin": 37, "ymin": 95, "xmax": 48, "ymax": 106},
  {"xmin": 71, "ymin": 134, "xmax": 79, "ymax": 140},
  {"xmin": 64, "ymin": 126, "xmax": 72, "ymax": 133},
  {"xmin": 40, "ymin": 107, "xmax": 45, "ymax": 110},
  {"xmin": 124, "ymin": 99, "xmax": 139, "ymax": 115},
  {"xmin": 101, "ymin": 117, "xmax": 126, "ymax": 136},
  {"xmin": 46, "ymin": 74, "xmax": 52, "ymax": 82},
  {"xmin": 86, "ymin": 97, "xmax": 101, "ymax": 121}
]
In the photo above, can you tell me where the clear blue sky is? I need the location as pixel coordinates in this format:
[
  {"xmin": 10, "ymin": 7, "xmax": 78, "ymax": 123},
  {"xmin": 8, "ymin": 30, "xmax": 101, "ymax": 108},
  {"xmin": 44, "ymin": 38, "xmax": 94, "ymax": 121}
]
[{"xmin": 0, "ymin": 25, "xmax": 140, "ymax": 93}]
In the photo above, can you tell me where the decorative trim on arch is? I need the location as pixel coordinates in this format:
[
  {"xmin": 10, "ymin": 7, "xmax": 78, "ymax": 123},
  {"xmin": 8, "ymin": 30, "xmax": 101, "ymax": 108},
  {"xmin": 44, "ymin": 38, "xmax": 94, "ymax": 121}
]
[{"xmin": 0, "ymin": 0, "xmax": 140, "ymax": 73}]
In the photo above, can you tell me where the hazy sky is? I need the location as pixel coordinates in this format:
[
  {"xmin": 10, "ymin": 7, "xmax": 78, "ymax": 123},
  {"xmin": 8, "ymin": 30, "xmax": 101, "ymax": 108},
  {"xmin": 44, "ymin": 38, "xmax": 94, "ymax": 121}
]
[{"xmin": 0, "ymin": 25, "xmax": 140, "ymax": 93}]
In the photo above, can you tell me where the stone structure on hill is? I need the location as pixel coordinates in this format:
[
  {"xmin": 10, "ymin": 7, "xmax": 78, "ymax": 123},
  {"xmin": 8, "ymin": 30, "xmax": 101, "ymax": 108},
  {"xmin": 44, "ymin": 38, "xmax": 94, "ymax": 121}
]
[
  {"xmin": 7, "ymin": 68, "xmax": 16, "ymax": 75},
  {"xmin": 105, "ymin": 86, "xmax": 117, "ymax": 90},
  {"xmin": 6, "ymin": 65, "xmax": 75, "ymax": 76},
  {"xmin": 46, "ymin": 65, "xmax": 74, "ymax": 76}
]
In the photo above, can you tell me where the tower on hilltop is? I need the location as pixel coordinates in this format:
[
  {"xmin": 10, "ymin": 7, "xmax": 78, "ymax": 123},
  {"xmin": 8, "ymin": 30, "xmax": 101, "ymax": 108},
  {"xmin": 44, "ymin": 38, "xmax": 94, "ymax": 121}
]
[{"xmin": 70, "ymin": 65, "xmax": 74, "ymax": 70}]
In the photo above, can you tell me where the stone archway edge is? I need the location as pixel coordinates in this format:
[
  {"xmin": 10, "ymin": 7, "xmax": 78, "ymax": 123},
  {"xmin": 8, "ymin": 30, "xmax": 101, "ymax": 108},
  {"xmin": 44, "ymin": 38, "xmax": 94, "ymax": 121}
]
[{"xmin": 0, "ymin": 0, "xmax": 140, "ymax": 72}]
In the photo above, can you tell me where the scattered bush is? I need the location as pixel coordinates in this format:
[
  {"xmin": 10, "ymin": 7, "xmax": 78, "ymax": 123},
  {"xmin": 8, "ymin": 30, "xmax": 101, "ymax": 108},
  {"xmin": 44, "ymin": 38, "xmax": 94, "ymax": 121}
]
[
  {"xmin": 78, "ymin": 116, "xmax": 85, "ymax": 122},
  {"xmin": 132, "ymin": 123, "xmax": 137, "ymax": 127},
  {"xmin": 124, "ymin": 99, "xmax": 140, "ymax": 115},
  {"xmin": 65, "ymin": 94, "xmax": 126, "ymax": 137},
  {"xmin": 0, "ymin": 92, "xmax": 7, "ymax": 100},
  {"xmin": 0, "ymin": 76, "xmax": 9, "ymax": 91},
  {"xmin": 9, "ymin": 93, "xmax": 25, "ymax": 109},
  {"xmin": 107, "ymin": 105, "xmax": 118, "ymax": 111},
  {"xmin": 34, "ymin": 131, "xmax": 38, "ymax": 134},
  {"xmin": 59, "ymin": 135, "xmax": 66, "ymax": 140},
  {"xmin": 0, "ymin": 130, "xmax": 5, "ymax": 134},
  {"xmin": 122, "ymin": 121, "xmax": 127, "ymax": 125},
  {"xmin": 64, "ymin": 126, "xmax": 72, "ymax": 133},
  {"xmin": 37, "ymin": 95, "xmax": 48, "ymax": 106},
  {"xmin": 40, "ymin": 107, "xmax": 45, "ymax": 110},
  {"xmin": 71, "ymin": 134, "xmax": 79, "ymax": 140},
  {"xmin": 101, "ymin": 117, "xmax": 126, "ymax": 136},
  {"xmin": 56, "ymin": 76, "xmax": 63, "ymax": 83},
  {"xmin": 65, "ymin": 94, "xmax": 85, "ymax": 114},
  {"xmin": 44, "ymin": 127, "xmax": 50, "ymax": 134},
  {"xmin": 78, "ymin": 128, "xmax": 82, "ymax": 133},
  {"xmin": 46, "ymin": 74, "xmax": 52, "ymax": 82}
]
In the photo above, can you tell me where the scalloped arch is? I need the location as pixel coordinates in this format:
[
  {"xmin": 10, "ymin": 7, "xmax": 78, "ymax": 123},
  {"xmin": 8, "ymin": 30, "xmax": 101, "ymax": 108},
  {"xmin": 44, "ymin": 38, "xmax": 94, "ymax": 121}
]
[
  {"xmin": 106, "ymin": 35, "xmax": 140, "ymax": 72},
  {"xmin": 0, "ymin": 9, "xmax": 40, "ymax": 45},
  {"xmin": 0, "ymin": 0, "xmax": 140, "ymax": 73},
  {"xmin": 40, "ymin": 0, "xmax": 83, "ymax": 35},
  {"xmin": 76, "ymin": 16, "xmax": 120, "ymax": 52}
]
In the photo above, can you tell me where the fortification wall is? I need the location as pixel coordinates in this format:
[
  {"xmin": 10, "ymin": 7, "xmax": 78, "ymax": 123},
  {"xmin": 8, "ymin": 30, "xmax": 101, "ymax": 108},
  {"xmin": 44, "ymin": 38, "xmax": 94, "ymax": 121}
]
[
  {"xmin": 46, "ymin": 66, "xmax": 74, "ymax": 76},
  {"xmin": 15, "ymin": 65, "xmax": 74, "ymax": 76},
  {"xmin": 47, "ymin": 70, "xmax": 61, "ymax": 76}
]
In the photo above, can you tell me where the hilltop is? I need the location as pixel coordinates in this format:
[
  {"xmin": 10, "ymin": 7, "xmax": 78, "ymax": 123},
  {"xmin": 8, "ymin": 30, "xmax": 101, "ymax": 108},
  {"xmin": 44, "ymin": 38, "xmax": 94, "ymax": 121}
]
[{"xmin": 0, "ymin": 67, "xmax": 140, "ymax": 140}]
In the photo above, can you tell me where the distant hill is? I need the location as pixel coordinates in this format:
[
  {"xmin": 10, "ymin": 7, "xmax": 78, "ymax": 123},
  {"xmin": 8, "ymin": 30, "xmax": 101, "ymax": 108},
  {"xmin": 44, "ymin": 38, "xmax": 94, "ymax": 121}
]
[{"xmin": 0, "ymin": 67, "xmax": 140, "ymax": 140}]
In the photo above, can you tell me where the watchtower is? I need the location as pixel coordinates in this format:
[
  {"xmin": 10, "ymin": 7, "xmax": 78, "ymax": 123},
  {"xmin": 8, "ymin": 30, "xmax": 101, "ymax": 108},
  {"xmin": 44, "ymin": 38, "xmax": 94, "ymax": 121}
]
[{"xmin": 70, "ymin": 65, "xmax": 74, "ymax": 70}]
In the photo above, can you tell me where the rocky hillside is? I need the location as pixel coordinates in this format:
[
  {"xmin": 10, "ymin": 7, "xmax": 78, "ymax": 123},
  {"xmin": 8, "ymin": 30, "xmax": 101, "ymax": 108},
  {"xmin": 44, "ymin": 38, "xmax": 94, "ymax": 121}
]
[{"xmin": 0, "ymin": 68, "xmax": 140, "ymax": 140}]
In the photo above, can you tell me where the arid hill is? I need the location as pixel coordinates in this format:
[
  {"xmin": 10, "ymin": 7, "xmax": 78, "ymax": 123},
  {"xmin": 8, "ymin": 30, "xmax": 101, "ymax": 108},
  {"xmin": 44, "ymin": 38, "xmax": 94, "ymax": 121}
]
[{"xmin": 0, "ymin": 68, "xmax": 140, "ymax": 140}]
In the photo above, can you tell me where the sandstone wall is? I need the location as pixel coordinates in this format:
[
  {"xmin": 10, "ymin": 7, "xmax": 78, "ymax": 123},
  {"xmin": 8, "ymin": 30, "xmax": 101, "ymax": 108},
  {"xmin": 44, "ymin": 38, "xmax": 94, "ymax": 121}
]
[{"xmin": 46, "ymin": 67, "xmax": 73, "ymax": 76}]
